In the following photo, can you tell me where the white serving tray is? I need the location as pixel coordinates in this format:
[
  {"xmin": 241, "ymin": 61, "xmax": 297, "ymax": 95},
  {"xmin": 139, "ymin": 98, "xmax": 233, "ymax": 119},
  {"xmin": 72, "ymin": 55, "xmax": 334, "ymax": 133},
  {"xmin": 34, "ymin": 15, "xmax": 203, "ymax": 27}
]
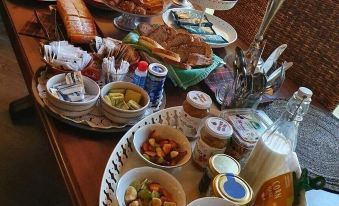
[
  {"xmin": 99, "ymin": 106, "xmax": 306, "ymax": 205},
  {"xmin": 162, "ymin": 8, "xmax": 237, "ymax": 48}
]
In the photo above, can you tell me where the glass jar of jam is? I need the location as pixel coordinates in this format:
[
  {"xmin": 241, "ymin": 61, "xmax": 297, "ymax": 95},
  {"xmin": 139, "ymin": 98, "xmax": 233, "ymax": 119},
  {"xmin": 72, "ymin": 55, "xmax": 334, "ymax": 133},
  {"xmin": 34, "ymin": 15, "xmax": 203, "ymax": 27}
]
[
  {"xmin": 193, "ymin": 117, "xmax": 233, "ymax": 168},
  {"xmin": 199, "ymin": 154, "xmax": 241, "ymax": 194},
  {"xmin": 178, "ymin": 91, "xmax": 212, "ymax": 139}
]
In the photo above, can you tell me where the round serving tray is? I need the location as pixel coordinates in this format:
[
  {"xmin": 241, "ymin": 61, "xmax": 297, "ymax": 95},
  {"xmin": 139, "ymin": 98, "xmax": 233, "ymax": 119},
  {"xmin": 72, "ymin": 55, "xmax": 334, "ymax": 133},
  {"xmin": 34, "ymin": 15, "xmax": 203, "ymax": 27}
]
[
  {"xmin": 162, "ymin": 8, "xmax": 238, "ymax": 48},
  {"xmin": 100, "ymin": 0, "xmax": 171, "ymax": 31},
  {"xmin": 32, "ymin": 67, "xmax": 166, "ymax": 133}
]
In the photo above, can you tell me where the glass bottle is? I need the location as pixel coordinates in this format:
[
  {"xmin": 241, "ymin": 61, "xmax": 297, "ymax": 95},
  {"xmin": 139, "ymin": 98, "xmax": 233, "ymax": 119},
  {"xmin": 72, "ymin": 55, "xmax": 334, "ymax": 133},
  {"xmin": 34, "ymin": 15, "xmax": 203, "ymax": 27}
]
[{"xmin": 239, "ymin": 87, "xmax": 313, "ymax": 197}]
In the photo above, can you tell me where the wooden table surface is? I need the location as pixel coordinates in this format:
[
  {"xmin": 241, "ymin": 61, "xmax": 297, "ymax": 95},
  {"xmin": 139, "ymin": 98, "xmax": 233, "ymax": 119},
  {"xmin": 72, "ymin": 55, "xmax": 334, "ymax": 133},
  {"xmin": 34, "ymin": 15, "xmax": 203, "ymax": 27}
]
[{"xmin": 0, "ymin": 1, "xmax": 301, "ymax": 205}]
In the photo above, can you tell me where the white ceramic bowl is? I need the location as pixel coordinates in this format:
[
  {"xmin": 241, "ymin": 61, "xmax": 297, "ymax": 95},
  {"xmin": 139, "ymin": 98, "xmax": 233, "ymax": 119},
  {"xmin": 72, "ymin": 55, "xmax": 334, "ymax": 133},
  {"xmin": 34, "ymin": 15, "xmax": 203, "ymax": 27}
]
[
  {"xmin": 187, "ymin": 197, "xmax": 237, "ymax": 206},
  {"xmin": 46, "ymin": 73, "xmax": 100, "ymax": 112},
  {"xmin": 100, "ymin": 81, "xmax": 150, "ymax": 123},
  {"xmin": 116, "ymin": 167, "xmax": 186, "ymax": 206},
  {"xmin": 133, "ymin": 124, "xmax": 192, "ymax": 169}
]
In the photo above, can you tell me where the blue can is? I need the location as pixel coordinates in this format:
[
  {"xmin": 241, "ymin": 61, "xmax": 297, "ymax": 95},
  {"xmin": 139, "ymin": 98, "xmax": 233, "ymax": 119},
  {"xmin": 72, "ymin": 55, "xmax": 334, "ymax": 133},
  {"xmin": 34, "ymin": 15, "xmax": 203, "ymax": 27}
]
[{"xmin": 145, "ymin": 63, "xmax": 168, "ymax": 106}]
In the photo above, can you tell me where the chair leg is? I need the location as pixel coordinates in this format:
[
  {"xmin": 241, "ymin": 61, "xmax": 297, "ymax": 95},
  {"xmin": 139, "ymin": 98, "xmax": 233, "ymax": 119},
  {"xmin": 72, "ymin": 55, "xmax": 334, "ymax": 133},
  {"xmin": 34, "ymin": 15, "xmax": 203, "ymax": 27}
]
[{"xmin": 9, "ymin": 95, "xmax": 35, "ymax": 123}]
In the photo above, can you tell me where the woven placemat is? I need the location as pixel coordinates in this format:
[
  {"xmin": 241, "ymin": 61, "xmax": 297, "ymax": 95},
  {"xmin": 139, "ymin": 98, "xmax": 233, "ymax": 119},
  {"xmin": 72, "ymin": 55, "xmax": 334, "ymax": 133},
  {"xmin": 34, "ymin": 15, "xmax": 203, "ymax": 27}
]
[{"xmin": 260, "ymin": 100, "xmax": 339, "ymax": 192}]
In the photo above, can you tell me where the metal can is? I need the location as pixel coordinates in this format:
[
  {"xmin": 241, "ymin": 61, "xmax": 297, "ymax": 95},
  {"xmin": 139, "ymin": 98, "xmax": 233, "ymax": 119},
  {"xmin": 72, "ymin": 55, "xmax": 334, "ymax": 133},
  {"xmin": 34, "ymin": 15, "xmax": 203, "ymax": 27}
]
[
  {"xmin": 199, "ymin": 154, "xmax": 241, "ymax": 194},
  {"xmin": 193, "ymin": 117, "xmax": 233, "ymax": 168},
  {"xmin": 210, "ymin": 173, "xmax": 253, "ymax": 205},
  {"xmin": 179, "ymin": 91, "xmax": 212, "ymax": 139},
  {"xmin": 145, "ymin": 63, "xmax": 168, "ymax": 106}
]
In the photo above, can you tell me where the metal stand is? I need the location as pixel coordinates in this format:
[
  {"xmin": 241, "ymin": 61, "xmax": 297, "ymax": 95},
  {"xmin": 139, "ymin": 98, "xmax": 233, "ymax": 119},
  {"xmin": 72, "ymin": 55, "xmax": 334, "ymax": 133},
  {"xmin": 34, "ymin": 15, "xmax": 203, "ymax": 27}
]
[
  {"xmin": 113, "ymin": 13, "xmax": 140, "ymax": 31},
  {"xmin": 9, "ymin": 95, "xmax": 35, "ymax": 123}
]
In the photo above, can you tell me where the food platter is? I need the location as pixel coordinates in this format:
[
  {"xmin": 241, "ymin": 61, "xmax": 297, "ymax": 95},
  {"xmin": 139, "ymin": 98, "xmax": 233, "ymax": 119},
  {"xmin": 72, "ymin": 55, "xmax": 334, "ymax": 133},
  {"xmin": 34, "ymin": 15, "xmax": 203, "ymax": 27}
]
[
  {"xmin": 32, "ymin": 67, "xmax": 166, "ymax": 133},
  {"xmin": 162, "ymin": 8, "xmax": 237, "ymax": 48},
  {"xmin": 100, "ymin": 0, "xmax": 170, "ymax": 31},
  {"xmin": 98, "ymin": 106, "xmax": 275, "ymax": 205}
]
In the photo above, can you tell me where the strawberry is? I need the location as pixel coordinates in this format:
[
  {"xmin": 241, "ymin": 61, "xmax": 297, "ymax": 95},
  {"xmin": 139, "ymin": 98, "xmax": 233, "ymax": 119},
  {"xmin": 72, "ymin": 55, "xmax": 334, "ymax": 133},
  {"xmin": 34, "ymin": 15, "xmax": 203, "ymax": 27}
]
[
  {"xmin": 141, "ymin": 142, "xmax": 149, "ymax": 153},
  {"xmin": 149, "ymin": 130, "xmax": 160, "ymax": 140},
  {"xmin": 168, "ymin": 140, "xmax": 178, "ymax": 149},
  {"xmin": 159, "ymin": 139, "xmax": 169, "ymax": 147}
]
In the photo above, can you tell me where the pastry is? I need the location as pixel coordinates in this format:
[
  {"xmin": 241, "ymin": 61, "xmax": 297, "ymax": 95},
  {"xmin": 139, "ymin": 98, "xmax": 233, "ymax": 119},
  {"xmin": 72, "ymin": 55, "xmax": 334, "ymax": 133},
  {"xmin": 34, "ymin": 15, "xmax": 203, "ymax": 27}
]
[{"xmin": 57, "ymin": 0, "xmax": 97, "ymax": 44}]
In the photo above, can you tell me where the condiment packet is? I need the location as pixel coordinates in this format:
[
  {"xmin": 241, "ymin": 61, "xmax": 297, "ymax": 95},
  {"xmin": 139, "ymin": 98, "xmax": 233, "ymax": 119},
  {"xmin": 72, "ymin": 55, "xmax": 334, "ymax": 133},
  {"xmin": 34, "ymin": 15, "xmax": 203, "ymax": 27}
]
[
  {"xmin": 171, "ymin": 10, "xmax": 213, "ymax": 27},
  {"xmin": 180, "ymin": 25, "xmax": 216, "ymax": 35},
  {"xmin": 43, "ymin": 41, "xmax": 92, "ymax": 71},
  {"xmin": 49, "ymin": 72, "xmax": 87, "ymax": 102},
  {"xmin": 195, "ymin": 34, "xmax": 228, "ymax": 44}
]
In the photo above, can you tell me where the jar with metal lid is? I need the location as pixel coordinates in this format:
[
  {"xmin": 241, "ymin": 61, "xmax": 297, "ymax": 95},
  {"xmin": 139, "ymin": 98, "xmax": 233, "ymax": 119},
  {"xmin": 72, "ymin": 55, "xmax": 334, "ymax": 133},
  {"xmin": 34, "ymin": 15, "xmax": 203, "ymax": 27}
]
[
  {"xmin": 193, "ymin": 117, "xmax": 233, "ymax": 168},
  {"xmin": 209, "ymin": 173, "xmax": 253, "ymax": 205},
  {"xmin": 225, "ymin": 113, "xmax": 265, "ymax": 165},
  {"xmin": 179, "ymin": 91, "xmax": 212, "ymax": 139},
  {"xmin": 199, "ymin": 154, "xmax": 241, "ymax": 194}
]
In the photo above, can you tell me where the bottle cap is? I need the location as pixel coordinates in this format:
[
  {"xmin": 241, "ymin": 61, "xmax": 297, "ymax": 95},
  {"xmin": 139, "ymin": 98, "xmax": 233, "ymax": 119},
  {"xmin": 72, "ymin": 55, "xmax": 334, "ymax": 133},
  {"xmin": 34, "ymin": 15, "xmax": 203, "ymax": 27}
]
[
  {"xmin": 297, "ymin": 87, "xmax": 313, "ymax": 100},
  {"xmin": 212, "ymin": 173, "xmax": 253, "ymax": 204},
  {"xmin": 205, "ymin": 117, "xmax": 233, "ymax": 139},
  {"xmin": 209, "ymin": 154, "xmax": 241, "ymax": 177},
  {"xmin": 137, "ymin": 61, "xmax": 148, "ymax": 72},
  {"xmin": 148, "ymin": 63, "xmax": 168, "ymax": 77},
  {"xmin": 186, "ymin": 91, "xmax": 212, "ymax": 110}
]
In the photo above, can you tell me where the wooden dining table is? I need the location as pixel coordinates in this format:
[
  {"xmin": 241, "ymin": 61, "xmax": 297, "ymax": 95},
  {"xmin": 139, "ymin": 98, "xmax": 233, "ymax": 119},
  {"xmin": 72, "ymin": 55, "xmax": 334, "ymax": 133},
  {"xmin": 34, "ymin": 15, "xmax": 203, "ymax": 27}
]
[{"xmin": 0, "ymin": 1, "xmax": 303, "ymax": 205}]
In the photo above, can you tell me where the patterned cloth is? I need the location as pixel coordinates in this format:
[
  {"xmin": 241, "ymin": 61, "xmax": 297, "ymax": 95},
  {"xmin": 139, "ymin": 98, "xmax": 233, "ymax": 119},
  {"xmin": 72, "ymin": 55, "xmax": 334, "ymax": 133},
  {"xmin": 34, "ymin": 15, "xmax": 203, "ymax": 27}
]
[{"xmin": 204, "ymin": 65, "xmax": 234, "ymax": 93}]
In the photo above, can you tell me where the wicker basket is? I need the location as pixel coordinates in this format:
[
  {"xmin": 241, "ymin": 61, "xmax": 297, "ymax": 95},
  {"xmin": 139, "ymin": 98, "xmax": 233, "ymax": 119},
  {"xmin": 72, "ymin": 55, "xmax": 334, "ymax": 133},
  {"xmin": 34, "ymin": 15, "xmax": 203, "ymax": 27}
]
[{"xmin": 215, "ymin": 0, "xmax": 339, "ymax": 110}]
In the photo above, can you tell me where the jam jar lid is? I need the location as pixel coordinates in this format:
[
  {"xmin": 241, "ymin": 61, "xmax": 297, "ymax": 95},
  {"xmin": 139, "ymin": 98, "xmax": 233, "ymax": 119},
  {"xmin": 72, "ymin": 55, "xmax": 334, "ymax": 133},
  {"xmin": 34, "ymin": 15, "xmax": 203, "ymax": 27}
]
[
  {"xmin": 209, "ymin": 154, "xmax": 241, "ymax": 176},
  {"xmin": 148, "ymin": 63, "xmax": 168, "ymax": 77},
  {"xmin": 213, "ymin": 173, "xmax": 253, "ymax": 204},
  {"xmin": 205, "ymin": 117, "xmax": 233, "ymax": 139},
  {"xmin": 186, "ymin": 91, "xmax": 212, "ymax": 110}
]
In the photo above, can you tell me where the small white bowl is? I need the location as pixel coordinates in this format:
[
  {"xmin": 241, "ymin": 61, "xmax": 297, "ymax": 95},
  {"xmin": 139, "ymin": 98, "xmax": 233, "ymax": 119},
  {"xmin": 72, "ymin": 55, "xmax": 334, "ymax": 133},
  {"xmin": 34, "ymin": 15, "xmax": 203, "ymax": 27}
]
[
  {"xmin": 100, "ymin": 81, "xmax": 150, "ymax": 122},
  {"xmin": 116, "ymin": 167, "xmax": 186, "ymax": 206},
  {"xmin": 133, "ymin": 124, "xmax": 192, "ymax": 169},
  {"xmin": 187, "ymin": 197, "xmax": 237, "ymax": 206},
  {"xmin": 46, "ymin": 73, "xmax": 100, "ymax": 112}
]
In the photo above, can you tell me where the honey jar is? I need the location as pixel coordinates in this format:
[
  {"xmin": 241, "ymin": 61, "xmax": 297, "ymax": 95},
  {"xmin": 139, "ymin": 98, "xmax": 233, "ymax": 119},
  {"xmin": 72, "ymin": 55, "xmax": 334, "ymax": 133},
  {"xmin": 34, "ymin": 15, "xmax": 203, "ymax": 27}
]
[
  {"xmin": 199, "ymin": 154, "xmax": 241, "ymax": 194},
  {"xmin": 192, "ymin": 117, "xmax": 233, "ymax": 168},
  {"xmin": 210, "ymin": 173, "xmax": 253, "ymax": 205},
  {"xmin": 179, "ymin": 91, "xmax": 212, "ymax": 138}
]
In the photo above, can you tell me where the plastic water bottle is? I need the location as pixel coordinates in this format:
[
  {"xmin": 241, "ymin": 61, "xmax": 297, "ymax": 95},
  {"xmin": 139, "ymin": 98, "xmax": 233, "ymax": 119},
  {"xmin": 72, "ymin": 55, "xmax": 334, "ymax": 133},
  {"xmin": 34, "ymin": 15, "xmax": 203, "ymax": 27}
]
[{"xmin": 133, "ymin": 61, "xmax": 148, "ymax": 88}]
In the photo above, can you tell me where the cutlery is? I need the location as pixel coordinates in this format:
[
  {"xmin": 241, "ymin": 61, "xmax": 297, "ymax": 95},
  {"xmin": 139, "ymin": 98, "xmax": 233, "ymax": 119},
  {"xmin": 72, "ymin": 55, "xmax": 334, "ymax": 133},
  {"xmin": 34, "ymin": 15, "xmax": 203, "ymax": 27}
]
[{"xmin": 260, "ymin": 44, "xmax": 287, "ymax": 74}]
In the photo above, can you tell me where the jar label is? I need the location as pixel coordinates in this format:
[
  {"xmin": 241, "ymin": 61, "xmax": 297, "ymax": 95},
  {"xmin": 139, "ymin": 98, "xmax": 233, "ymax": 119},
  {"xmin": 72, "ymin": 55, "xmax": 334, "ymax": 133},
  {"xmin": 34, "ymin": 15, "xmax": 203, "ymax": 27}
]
[
  {"xmin": 178, "ymin": 108, "xmax": 203, "ymax": 138},
  {"xmin": 193, "ymin": 136, "xmax": 226, "ymax": 168},
  {"xmin": 228, "ymin": 114, "xmax": 264, "ymax": 144}
]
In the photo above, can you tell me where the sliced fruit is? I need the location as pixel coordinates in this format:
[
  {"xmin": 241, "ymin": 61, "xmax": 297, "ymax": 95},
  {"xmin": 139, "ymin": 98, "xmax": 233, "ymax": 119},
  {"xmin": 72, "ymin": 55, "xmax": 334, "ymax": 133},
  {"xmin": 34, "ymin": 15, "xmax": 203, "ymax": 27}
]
[
  {"xmin": 162, "ymin": 144, "xmax": 172, "ymax": 155},
  {"xmin": 155, "ymin": 147, "xmax": 165, "ymax": 157},
  {"xmin": 144, "ymin": 151, "xmax": 157, "ymax": 157},
  {"xmin": 148, "ymin": 138, "xmax": 156, "ymax": 146},
  {"xmin": 170, "ymin": 151, "xmax": 179, "ymax": 159},
  {"xmin": 148, "ymin": 183, "xmax": 160, "ymax": 192}
]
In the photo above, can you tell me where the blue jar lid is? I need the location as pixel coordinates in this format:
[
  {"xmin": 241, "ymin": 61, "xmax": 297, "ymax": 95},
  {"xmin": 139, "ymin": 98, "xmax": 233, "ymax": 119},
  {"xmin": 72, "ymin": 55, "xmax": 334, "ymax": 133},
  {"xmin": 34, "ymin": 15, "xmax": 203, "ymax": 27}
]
[{"xmin": 213, "ymin": 173, "xmax": 253, "ymax": 204}]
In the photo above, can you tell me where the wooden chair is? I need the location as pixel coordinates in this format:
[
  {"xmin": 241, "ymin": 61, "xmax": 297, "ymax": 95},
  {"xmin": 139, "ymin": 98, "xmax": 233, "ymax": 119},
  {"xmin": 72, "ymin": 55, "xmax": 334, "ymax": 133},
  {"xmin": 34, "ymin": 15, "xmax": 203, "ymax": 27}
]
[{"xmin": 215, "ymin": 0, "xmax": 339, "ymax": 110}]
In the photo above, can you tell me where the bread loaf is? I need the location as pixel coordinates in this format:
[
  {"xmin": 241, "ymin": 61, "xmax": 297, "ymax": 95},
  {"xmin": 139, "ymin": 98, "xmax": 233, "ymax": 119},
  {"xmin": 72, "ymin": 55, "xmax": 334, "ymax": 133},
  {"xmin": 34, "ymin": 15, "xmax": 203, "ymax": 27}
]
[
  {"xmin": 138, "ymin": 36, "xmax": 164, "ymax": 50},
  {"xmin": 57, "ymin": 0, "xmax": 97, "ymax": 44},
  {"xmin": 151, "ymin": 48, "xmax": 181, "ymax": 63}
]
